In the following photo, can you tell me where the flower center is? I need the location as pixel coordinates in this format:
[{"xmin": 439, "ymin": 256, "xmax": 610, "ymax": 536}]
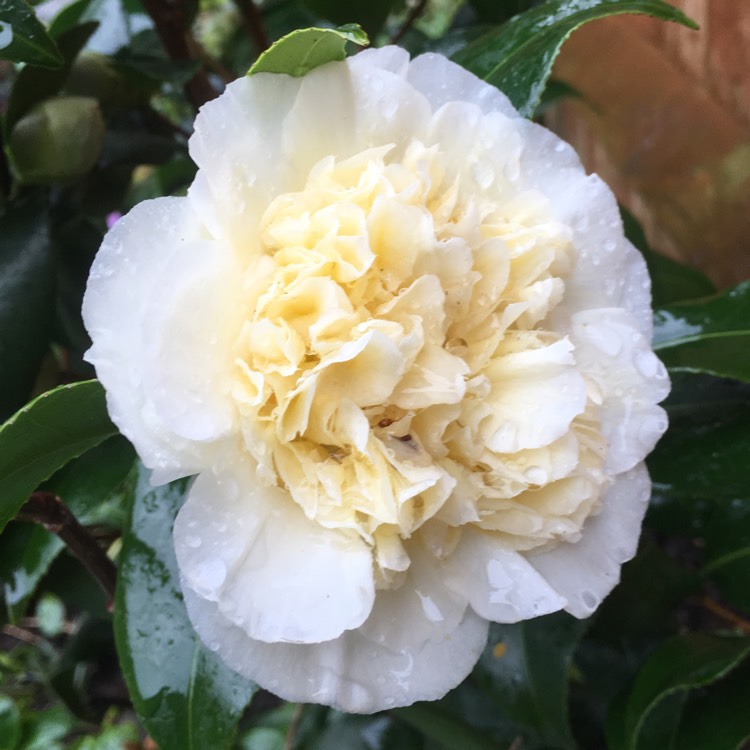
[{"xmin": 230, "ymin": 141, "xmax": 609, "ymax": 585}]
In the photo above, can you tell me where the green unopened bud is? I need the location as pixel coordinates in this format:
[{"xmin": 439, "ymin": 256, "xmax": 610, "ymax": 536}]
[
  {"xmin": 64, "ymin": 51, "xmax": 143, "ymax": 113},
  {"xmin": 9, "ymin": 96, "xmax": 106, "ymax": 184}
]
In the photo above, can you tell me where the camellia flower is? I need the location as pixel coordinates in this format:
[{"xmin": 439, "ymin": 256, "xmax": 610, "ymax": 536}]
[{"xmin": 83, "ymin": 46, "xmax": 670, "ymax": 713}]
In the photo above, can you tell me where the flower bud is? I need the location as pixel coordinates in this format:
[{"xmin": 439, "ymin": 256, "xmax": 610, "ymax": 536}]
[{"xmin": 9, "ymin": 96, "xmax": 106, "ymax": 184}]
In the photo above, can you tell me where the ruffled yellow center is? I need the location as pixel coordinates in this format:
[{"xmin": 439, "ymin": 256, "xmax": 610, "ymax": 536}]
[{"xmin": 231, "ymin": 142, "xmax": 609, "ymax": 586}]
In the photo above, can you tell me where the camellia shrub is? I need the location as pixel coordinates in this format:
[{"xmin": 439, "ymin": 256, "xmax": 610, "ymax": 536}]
[{"xmin": 1, "ymin": 1, "xmax": 749, "ymax": 749}]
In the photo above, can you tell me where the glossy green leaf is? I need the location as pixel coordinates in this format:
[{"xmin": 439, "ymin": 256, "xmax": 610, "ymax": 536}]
[
  {"xmin": 247, "ymin": 24, "xmax": 368, "ymax": 77},
  {"xmin": 0, "ymin": 523, "xmax": 64, "ymax": 622},
  {"xmin": 288, "ymin": 710, "xmax": 425, "ymax": 750},
  {"xmin": 533, "ymin": 78, "xmax": 582, "ymax": 115},
  {"xmin": 0, "ymin": 436, "xmax": 133, "ymax": 621},
  {"xmin": 467, "ymin": 0, "xmax": 539, "ymax": 24},
  {"xmin": 393, "ymin": 704, "xmax": 498, "ymax": 750},
  {"xmin": 0, "ymin": 193, "xmax": 55, "ymax": 421},
  {"xmin": 0, "ymin": 0, "xmax": 63, "ymax": 68},
  {"xmin": 606, "ymin": 634, "xmax": 750, "ymax": 750},
  {"xmin": 45, "ymin": 435, "xmax": 136, "ymax": 528},
  {"xmin": 621, "ymin": 209, "xmax": 715, "ymax": 305},
  {"xmin": 114, "ymin": 462, "xmax": 257, "ymax": 750},
  {"xmin": 302, "ymin": 0, "xmax": 395, "ymax": 37},
  {"xmin": 452, "ymin": 0, "xmax": 697, "ymax": 118},
  {"xmin": 702, "ymin": 497, "xmax": 750, "ymax": 611},
  {"xmin": 589, "ymin": 543, "xmax": 698, "ymax": 640},
  {"xmin": 474, "ymin": 612, "xmax": 587, "ymax": 747},
  {"xmin": 653, "ymin": 281, "xmax": 750, "ymax": 382},
  {"xmin": 0, "ymin": 695, "xmax": 21, "ymax": 750},
  {"xmin": 647, "ymin": 373, "xmax": 750, "ymax": 512},
  {"xmin": 0, "ymin": 380, "xmax": 117, "ymax": 534},
  {"xmin": 674, "ymin": 662, "xmax": 750, "ymax": 750},
  {"xmin": 4, "ymin": 20, "xmax": 99, "ymax": 133}
]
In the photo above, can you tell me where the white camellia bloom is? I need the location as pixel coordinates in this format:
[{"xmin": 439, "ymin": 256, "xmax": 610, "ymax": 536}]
[{"xmin": 83, "ymin": 47, "xmax": 670, "ymax": 713}]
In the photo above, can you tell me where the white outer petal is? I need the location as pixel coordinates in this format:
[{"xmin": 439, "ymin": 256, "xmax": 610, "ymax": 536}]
[
  {"xmin": 174, "ymin": 463, "xmax": 375, "ymax": 644},
  {"xmin": 140, "ymin": 238, "xmax": 243, "ymax": 442},
  {"xmin": 408, "ymin": 51, "xmax": 518, "ymax": 117},
  {"xmin": 182, "ymin": 580, "xmax": 488, "ymax": 714},
  {"xmin": 527, "ymin": 463, "xmax": 652, "ymax": 618},
  {"xmin": 570, "ymin": 308, "xmax": 670, "ymax": 474},
  {"xmin": 82, "ymin": 197, "xmax": 230, "ymax": 481},
  {"xmin": 188, "ymin": 73, "xmax": 303, "ymax": 247},
  {"xmin": 516, "ymin": 119, "xmax": 654, "ymax": 337},
  {"xmin": 443, "ymin": 529, "xmax": 567, "ymax": 622}
]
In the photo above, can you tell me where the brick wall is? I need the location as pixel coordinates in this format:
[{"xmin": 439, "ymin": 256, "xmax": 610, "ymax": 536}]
[{"xmin": 546, "ymin": 0, "xmax": 750, "ymax": 287}]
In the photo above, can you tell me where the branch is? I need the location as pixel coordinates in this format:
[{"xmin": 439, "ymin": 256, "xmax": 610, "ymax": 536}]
[
  {"xmin": 283, "ymin": 703, "xmax": 304, "ymax": 750},
  {"xmin": 390, "ymin": 0, "xmax": 429, "ymax": 45},
  {"xmin": 139, "ymin": 0, "xmax": 217, "ymax": 111},
  {"xmin": 232, "ymin": 0, "xmax": 270, "ymax": 53},
  {"xmin": 16, "ymin": 492, "xmax": 117, "ymax": 601},
  {"xmin": 701, "ymin": 595, "xmax": 750, "ymax": 636}
]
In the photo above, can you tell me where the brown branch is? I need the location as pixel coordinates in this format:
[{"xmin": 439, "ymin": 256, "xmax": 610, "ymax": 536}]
[
  {"xmin": 232, "ymin": 0, "xmax": 270, "ymax": 53},
  {"xmin": 138, "ymin": 0, "xmax": 217, "ymax": 111},
  {"xmin": 2, "ymin": 623, "xmax": 46, "ymax": 647},
  {"xmin": 390, "ymin": 0, "xmax": 429, "ymax": 45},
  {"xmin": 283, "ymin": 703, "xmax": 304, "ymax": 750},
  {"xmin": 701, "ymin": 595, "xmax": 750, "ymax": 635},
  {"xmin": 16, "ymin": 492, "xmax": 117, "ymax": 602}
]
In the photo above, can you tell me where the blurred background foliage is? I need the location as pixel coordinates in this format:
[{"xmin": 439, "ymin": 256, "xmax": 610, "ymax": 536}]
[{"xmin": 1, "ymin": 0, "xmax": 749, "ymax": 748}]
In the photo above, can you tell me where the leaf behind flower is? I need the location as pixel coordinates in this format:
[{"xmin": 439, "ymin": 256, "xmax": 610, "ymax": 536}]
[
  {"xmin": 0, "ymin": 0, "xmax": 63, "ymax": 68},
  {"xmin": 247, "ymin": 24, "xmax": 368, "ymax": 77},
  {"xmin": 652, "ymin": 281, "xmax": 750, "ymax": 382},
  {"xmin": 114, "ymin": 462, "xmax": 257, "ymax": 750},
  {"xmin": 452, "ymin": 0, "xmax": 698, "ymax": 118},
  {"xmin": 0, "ymin": 380, "xmax": 117, "ymax": 533}
]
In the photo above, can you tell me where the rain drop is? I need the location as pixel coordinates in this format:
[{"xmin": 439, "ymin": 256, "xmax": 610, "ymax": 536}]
[{"xmin": 581, "ymin": 590, "xmax": 599, "ymax": 610}]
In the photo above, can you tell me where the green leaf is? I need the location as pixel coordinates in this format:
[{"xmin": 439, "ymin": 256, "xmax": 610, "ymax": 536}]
[
  {"xmin": 114, "ymin": 462, "xmax": 257, "ymax": 750},
  {"xmin": 533, "ymin": 78, "xmax": 582, "ymax": 116},
  {"xmin": 653, "ymin": 281, "xmax": 750, "ymax": 382},
  {"xmin": 647, "ymin": 374, "xmax": 750, "ymax": 562},
  {"xmin": 0, "ymin": 0, "xmax": 63, "ymax": 68},
  {"xmin": 0, "ymin": 522, "xmax": 64, "ymax": 622},
  {"xmin": 452, "ymin": 0, "xmax": 697, "ymax": 118},
  {"xmin": 702, "ymin": 498, "xmax": 750, "ymax": 611},
  {"xmin": 474, "ymin": 612, "xmax": 587, "ymax": 747},
  {"xmin": 0, "ymin": 380, "xmax": 117, "ymax": 534},
  {"xmin": 589, "ymin": 542, "xmax": 698, "ymax": 640},
  {"xmin": 0, "ymin": 435, "xmax": 135, "ymax": 622},
  {"xmin": 0, "ymin": 192, "xmax": 55, "ymax": 421},
  {"xmin": 247, "ymin": 24, "xmax": 368, "ymax": 77},
  {"xmin": 647, "ymin": 378, "xmax": 750, "ymax": 503},
  {"xmin": 0, "ymin": 695, "xmax": 21, "ymax": 750},
  {"xmin": 621, "ymin": 208, "xmax": 715, "ymax": 305},
  {"xmin": 606, "ymin": 634, "xmax": 750, "ymax": 750},
  {"xmin": 673, "ymin": 662, "xmax": 750, "ymax": 750},
  {"xmin": 392, "ymin": 704, "xmax": 497, "ymax": 750},
  {"xmin": 4, "ymin": 20, "xmax": 99, "ymax": 134},
  {"xmin": 45, "ymin": 435, "xmax": 136, "ymax": 528}
]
